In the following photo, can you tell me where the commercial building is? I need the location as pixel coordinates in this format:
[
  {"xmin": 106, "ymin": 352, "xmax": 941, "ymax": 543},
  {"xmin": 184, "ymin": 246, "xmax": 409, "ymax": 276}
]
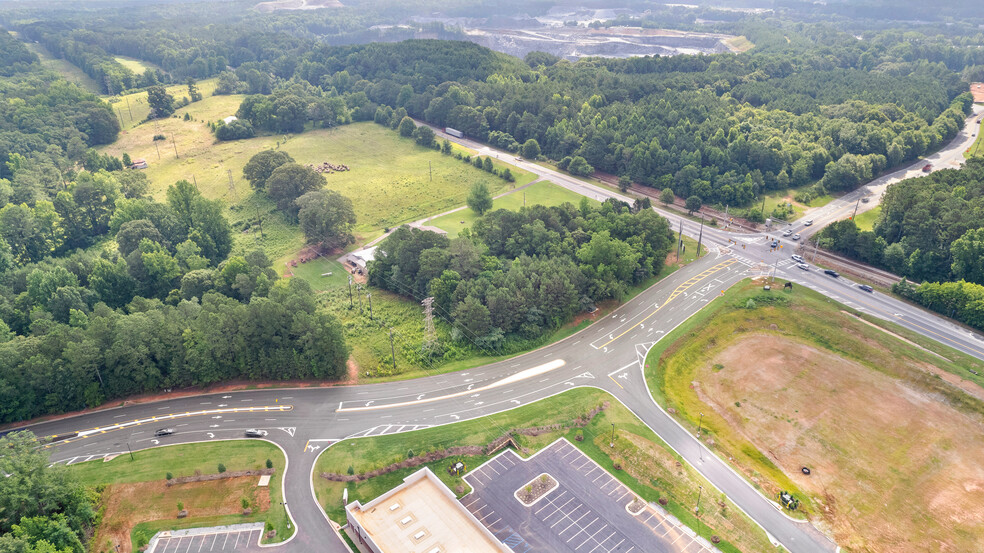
[{"xmin": 345, "ymin": 467, "xmax": 510, "ymax": 553}]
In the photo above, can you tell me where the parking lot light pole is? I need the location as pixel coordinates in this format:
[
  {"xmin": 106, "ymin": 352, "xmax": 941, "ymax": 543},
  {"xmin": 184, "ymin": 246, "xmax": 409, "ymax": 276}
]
[{"xmin": 609, "ymin": 423, "xmax": 615, "ymax": 448}]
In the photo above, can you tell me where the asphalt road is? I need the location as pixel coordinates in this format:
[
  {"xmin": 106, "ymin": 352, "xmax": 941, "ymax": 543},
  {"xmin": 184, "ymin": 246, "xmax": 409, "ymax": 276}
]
[{"xmin": 15, "ymin": 116, "xmax": 984, "ymax": 553}]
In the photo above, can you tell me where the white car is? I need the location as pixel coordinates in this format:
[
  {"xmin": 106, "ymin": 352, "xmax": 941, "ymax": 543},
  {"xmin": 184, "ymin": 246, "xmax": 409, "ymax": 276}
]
[
  {"xmin": 791, "ymin": 254, "xmax": 804, "ymax": 263},
  {"xmin": 792, "ymin": 234, "xmax": 801, "ymax": 241},
  {"xmin": 797, "ymin": 263, "xmax": 809, "ymax": 270},
  {"xmin": 804, "ymin": 220, "xmax": 814, "ymax": 226},
  {"xmin": 782, "ymin": 230, "xmax": 792, "ymax": 237}
]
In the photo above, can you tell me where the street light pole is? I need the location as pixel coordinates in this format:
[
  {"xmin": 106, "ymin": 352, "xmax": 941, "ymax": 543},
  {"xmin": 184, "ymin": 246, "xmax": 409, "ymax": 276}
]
[
  {"xmin": 696, "ymin": 412, "xmax": 704, "ymax": 438},
  {"xmin": 126, "ymin": 442, "xmax": 134, "ymax": 462}
]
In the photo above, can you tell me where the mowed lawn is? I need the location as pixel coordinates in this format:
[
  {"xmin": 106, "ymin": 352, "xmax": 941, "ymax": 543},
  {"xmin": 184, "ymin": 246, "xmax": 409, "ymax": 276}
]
[
  {"xmin": 853, "ymin": 205, "xmax": 880, "ymax": 231},
  {"xmin": 312, "ymin": 387, "xmax": 777, "ymax": 553},
  {"xmin": 646, "ymin": 281, "xmax": 984, "ymax": 551},
  {"xmin": 428, "ymin": 180, "xmax": 595, "ymax": 238},
  {"xmin": 68, "ymin": 440, "xmax": 292, "ymax": 551}
]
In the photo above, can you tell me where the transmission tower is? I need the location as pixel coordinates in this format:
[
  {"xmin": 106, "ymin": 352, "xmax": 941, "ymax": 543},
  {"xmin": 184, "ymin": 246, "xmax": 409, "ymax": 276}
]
[{"xmin": 422, "ymin": 297, "xmax": 436, "ymax": 346}]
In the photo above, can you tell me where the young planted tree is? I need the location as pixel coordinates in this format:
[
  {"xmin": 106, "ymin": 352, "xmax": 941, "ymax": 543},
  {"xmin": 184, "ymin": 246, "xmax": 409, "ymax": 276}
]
[{"xmin": 467, "ymin": 182, "xmax": 493, "ymax": 215}]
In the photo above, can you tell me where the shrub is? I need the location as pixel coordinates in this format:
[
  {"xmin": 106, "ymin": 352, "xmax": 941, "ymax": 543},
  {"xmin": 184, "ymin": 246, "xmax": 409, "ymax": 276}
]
[
  {"xmin": 347, "ymin": 465, "xmax": 355, "ymax": 475},
  {"xmin": 658, "ymin": 497, "xmax": 668, "ymax": 506},
  {"xmin": 165, "ymin": 472, "xmax": 173, "ymax": 480},
  {"xmin": 745, "ymin": 298, "xmax": 757, "ymax": 309},
  {"xmin": 177, "ymin": 502, "xmax": 184, "ymax": 511},
  {"xmin": 407, "ymin": 449, "xmax": 415, "ymax": 459},
  {"xmin": 266, "ymin": 459, "xmax": 273, "ymax": 469},
  {"xmin": 575, "ymin": 429, "xmax": 584, "ymax": 442},
  {"xmin": 218, "ymin": 463, "xmax": 226, "ymax": 473},
  {"xmin": 241, "ymin": 498, "xmax": 250, "ymax": 509},
  {"xmin": 711, "ymin": 535, "xmax": 721, "ymax": 544}
]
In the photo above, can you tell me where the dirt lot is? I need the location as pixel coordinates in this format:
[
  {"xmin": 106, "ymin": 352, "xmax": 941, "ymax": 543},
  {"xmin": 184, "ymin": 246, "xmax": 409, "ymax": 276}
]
[
  {"xmin": 700, "ymin": 334, "xmax": 984, "ymax": 552},
  {"xmin": 92, "ymin": 476, "xmax": 270, "ymax": 553}
]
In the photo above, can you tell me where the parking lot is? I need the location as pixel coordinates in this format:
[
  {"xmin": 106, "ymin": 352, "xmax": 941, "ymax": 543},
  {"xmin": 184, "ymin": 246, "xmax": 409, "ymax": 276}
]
[
  {"xmin": 147, "ymin": 524, "xmax": 264, "ymax": 553},
  {"xmin": 462, "ymin": 439, "xmax": 715, "ymax": 553}
]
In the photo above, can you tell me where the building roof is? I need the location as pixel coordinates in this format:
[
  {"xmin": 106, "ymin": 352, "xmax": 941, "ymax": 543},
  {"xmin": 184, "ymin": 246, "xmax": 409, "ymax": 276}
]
[
  {"xmin": 222, "ymin": 115, "xmax": 238, "ymax": 124},
  {"xmin": 346, "ymin": 468, "xmax": 509, "ymax": 553}
]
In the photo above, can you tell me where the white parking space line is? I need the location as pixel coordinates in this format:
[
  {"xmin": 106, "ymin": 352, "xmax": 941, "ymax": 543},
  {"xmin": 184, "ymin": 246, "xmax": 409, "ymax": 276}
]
[
  {"xmin": 566, "ymin": 517, "xmax": 599, "ymax": 542},
  {"xmin": 222, "ymin": 533, "xmax": 229, "ymax": 549}
]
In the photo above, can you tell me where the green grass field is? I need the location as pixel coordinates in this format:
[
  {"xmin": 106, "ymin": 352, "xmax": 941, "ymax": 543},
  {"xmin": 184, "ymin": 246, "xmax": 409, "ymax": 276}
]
[
  {"xmin": 99, "ymin": 111, "xmax": 534, "ymax": 259},
  {"xmin": 428, "ymin": 180, "xmax": 595, "ymax": 237},
  {"xmin": 106, "ymin": 78, "xmax": 221, "ymax": 131},
  {"xmin": 854, "ymin": 205, "xmax": 881, "ymax": 231},
  {"xmin": 21, "ymin": 41, "xmax": 104, "ymax": 94},
  {"xmin": 114, "ymin": 56, "xmax": 161, "ymax": 75},
  {"xmin": 68, "ymin": 440, "xmax": 292, "ymax": 546},
  {"xmin": 313, "ymin": 388, "xmax": 775, "ymax": 553},
  {"xmin": 644, "ymin": 279, "xmax": 984, "ymax": 550}
]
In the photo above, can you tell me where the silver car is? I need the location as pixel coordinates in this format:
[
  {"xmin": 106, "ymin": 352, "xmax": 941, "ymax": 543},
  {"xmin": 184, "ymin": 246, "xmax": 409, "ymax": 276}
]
[{"xmin": 797, "ymin": 263, "xmax": 809, "ymax": 270}]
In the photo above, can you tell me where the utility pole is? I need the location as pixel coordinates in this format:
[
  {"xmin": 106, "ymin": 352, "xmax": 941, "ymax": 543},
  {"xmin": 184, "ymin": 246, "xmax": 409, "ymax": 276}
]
[
  {"xmin": 153, "ymin": 138, "xmax": 161, "ymax": 160},
  {"xmin": 126, "ymin": 442, "xmax": 134, "ymax": 462},
  {"xmin": 125, "ymin": 96, "xmax": 133, "ymax": 121},
  {"xmin": 367, "ymin": 292, "xmax": 373, "ymax": 321},
  {"xmin": 171, "ymin": 134, "xmax": 179, "ymax": 158},
  {"xmin": 389, "ymin": 329, "xmax": 397, "ymax": 372},
  {"xmin": 676, "ymin": 219, "xmax": 683, "ymax": 261},
  {"xmin": 428, "ymin": 161, "xmax": 432, "ymax": 182},
  {"xmin": 852, "ymin": 196, "xmax": 861, "ymax": 220},
  {"xmin": 523, "ymin": 191, "xmax": 526, "ymax": 207},
  {"xmin": 771, "ymin": 256, "xmax": 779, "ymax": 283},
  {"xmin": 812, "ymin": 238, "xmax": 819, "ymax": 262},
  {"xmin": 696, "ymin": 213, "xmax": 705, "ymax": 258},
  {"xmin": 192, "ymin": 174, "xmax": 199, "ymax": 190},
  {"xmin": 348, "ymin": 276, "xmax": 354, "ymax": 308},
  {"xmin": 760, "ymin": 194, "xmax": 766, "ymax": 216},
  {"xmin": 117, "ymin": 107, "xmax": 125, "ymax": 127},
  {"xmin": 357, "ymin": 284, "xmax": 363, "ymax": 313}
]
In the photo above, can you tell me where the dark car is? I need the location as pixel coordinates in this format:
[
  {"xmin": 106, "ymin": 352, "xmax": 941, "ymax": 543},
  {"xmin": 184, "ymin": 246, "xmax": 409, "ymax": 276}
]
[
  {"xmin": 858, "ymin": 284, "xmax": 874, "ymax": 293},
  {"xmin": 824, "ymin": 269, "xmax": 840, "ymax": 278},
  {"xmin": 245, "ymin": 429, "xmax": 268, "ymax": 437},
  {"xmin": 155, "ymin": 428, "xmax": 175, "ymax": 437}
]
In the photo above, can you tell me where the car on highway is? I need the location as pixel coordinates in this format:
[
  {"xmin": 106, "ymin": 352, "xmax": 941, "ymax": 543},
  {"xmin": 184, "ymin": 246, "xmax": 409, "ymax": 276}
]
[
  {"xmin": 861, "ymin": 196, "xmax": 870, "ymax": 203},
  {"xmin": 782, "ymin": 230, "xmax": 792, "ymax": 237},
  {"xmin": 797, "ymin": 263, "xmax": 809, "ymax": 270},
  {"xmin": 824, "ymin": 269, "xmax": 840, "ymax": 278},
  {"xmin": 858, "ymin": 284, "xmax": 874, "ymax": 293},
  {"xmin": 791, "ymin": 254, "xmax": 804, "ymax": 263},
  {"xmin": 245, "ymin": 429, "xmax": 268, "ymax": 437},
  {"xmin": 155, "ymin": 428, "xmax": 175, "ymax": 437},
  {"xmin": 792, "ymin": 233, "xmax": 801, "ymax": 240},
  {"xmin": 804, "ymin": 219, "xmax": 814, "ymax": 226}
]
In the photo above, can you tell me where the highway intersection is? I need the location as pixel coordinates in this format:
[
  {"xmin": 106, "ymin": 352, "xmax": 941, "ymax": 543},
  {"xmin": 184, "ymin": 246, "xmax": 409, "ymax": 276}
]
[{"xmin": 15, "ymin": 115, "xmax": 984, "ymax": 553}]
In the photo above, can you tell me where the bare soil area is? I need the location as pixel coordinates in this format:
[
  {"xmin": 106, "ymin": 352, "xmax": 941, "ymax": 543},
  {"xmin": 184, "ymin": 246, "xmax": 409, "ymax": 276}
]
[
  {"xmin": 701, "ymin": 334, "xmax": 984, "ymax": 552},
  {"xmin": 93, "ymin": 477, "xmax": 270, "ymax": 553}
]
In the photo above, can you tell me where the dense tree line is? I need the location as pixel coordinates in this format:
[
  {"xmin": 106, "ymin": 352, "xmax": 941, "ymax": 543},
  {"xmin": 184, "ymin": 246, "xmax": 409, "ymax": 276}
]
[
  {"xmin": 0, "ymin": 35, "xmax": 120, "ymax": 184},
  {"xmin": 892, "ymin": 279, "xmax": 984, "ymax": 332},
  {"xmin": 0, "ymin": 431, "xmax": 96, "ymax": 553},
  {"xmin": 222, "ymin": 36, "xmax": 971, "ymax": 210},
  {"xmin": 369, "ymin": 200, "xmax": 673, "ymax": 350},
  {"xmin": 817, "ymin": 158, "xmax": 984, "ymax": 285}
]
